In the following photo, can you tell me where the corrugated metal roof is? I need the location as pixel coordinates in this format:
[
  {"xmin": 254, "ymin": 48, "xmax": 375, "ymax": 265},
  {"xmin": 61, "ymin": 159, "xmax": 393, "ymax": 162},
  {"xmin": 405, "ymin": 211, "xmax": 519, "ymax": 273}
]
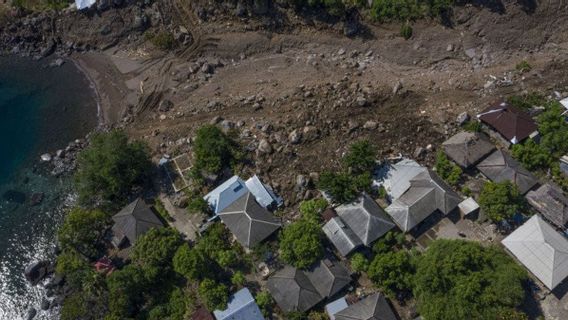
[
  {"xmin": 245, "ymin": 175, "xmax": 283, "ymax": 208},
  {"xmin": 373, "ymin": 158, "xmax": 427, "ymax": 200},
  {"xmin": 266, "ymin": 266, "xmax": 323, "ymax": 313},
  {"xmin": 111, "ymin": 198, "xmax": 164, "ymax": 246},
  {"xmin": 322, "ymin": 217, "xmax": 363, "ymax": 257},
  {"xmin": 526, "ymin": 184, "xmax": 568, "ymax": 228},
  {"xmin": 334, "ymin": 293, "xmax": 397, "ymax": 320},
  {"xmin": 204, "ymin": 176, "xmax": 248, "ymax": 214},
  {"xmin": 325, "ymin": 297, "xmax": 348, "ymax": 320},
  {"xmin": 219, "ymin": 192, "xmax": 281, "ymax": 248},
  {"xmin": 213, "ymin": 288, "xmax": 264, "ymax": 320},
  {"xmin": 336, "ymin": 194, "xmax": 395, "ymax": 246},
  {"xmin": 502, "ymin": 215, "xmax": 568, "ymax": 290}
]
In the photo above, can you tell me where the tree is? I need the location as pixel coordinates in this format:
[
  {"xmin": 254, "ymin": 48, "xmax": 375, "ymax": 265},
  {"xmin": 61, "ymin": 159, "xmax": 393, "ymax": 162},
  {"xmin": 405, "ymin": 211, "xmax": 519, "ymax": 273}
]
[
  {"xmin": 58, "ymin": 207, "xmax": 109, "ymax": 259},
  {"xmin": 478, "ymin": 181, "xmax": 523, "ymax": 222},
  {"xmin": 60, "ymin": 292, "xmax": 89, "ymax": 320},
  {"xmin": 107, "ymin": 265, "xmax": 147, "ymax": 318},
  {"xmin": 537, "ymin": 101, "xmax": 568, "ymax": 157},
  {"xmin": 279, "ymin": 219, "xmax": 324, "ymax": 269},
  {"xmin": 217, "ymin": 249, "xmax": 239, "ymax": 269},
  {"xmin": 413, "ymin": 240, "xmax": 527, "ymax": 320},
  {"xmin": 342, "ymin": 140, "xmax": 376, "ymax": 174},
  {"xmin": 75, "ymin": 130, "xmax": 151, "ymax": 206},
  {"xmin": 367, "ymin": 250, "xmax": 414, "ymax": 297},
  {"xmin": 173, "ymin": 244, "xmax": 214, "ymax": 281},
  {"xmin": 299, "ymin": 198, "xmax": 328, "ymax": 224},
  {"xmin": 198, "ymin": 279, "xmax": 228, "ymax": 311},
  {"xmin": 435, "ymin": 151, "xmax": 462, "ymax": 186},
  {"xmin": 192, "ymin": 125, "xmax": 240, "ymax": 177},
  {"xmin": 318, "ymin": 171, "xmax": 371, "ymax": 204},
  {"xmin": 130, "ymin": 228, "xmax": 183, "ymax": 282},
  {"xmin": 512, "ymin": 139, "xmax": 552, "ymax": 171},
  {"xmin": 350, "ymin": 253, "xmax": 369, "ymax": 273}
]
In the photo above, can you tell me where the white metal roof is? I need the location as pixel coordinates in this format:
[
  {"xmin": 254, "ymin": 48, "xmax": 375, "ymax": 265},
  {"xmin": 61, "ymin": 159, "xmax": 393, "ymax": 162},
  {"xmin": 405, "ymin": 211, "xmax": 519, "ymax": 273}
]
[
  {"xmin": 502, "ymin": 215, "xmax": 568, "ymax": 289},
  {"xmin": 373, "ymin": 158, "xmax": 427, "ymax": 200},
  {"xmin": 204, "ymin": 176, "xmax": 248, "ymax": 214},
  {"xmin": 245, "ymin": 175, "xmax": 283, "ymax": 208}
]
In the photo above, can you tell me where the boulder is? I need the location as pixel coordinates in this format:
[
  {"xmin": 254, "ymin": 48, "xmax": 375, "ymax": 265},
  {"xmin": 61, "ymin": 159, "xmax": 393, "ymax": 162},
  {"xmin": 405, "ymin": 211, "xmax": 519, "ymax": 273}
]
[
  {"xmin": 40, "ymin": 153, "xmax": 52, "ymax": 162},
  {"xmin": 456, "ymin": 112, "xmax": 469, "ymax": 125},
  {"xmin": 355, "ymin": 96, "xmax": 367, "ymax": 107},
  {"xmin": 288, "ymin": 129, "xmax": 302, "ymax": 145},
  {"xmin": 363, "ymin": 120, "xmax": 378, "ymax": 130},
  {"xmin": 257, "ymin": 139, "xmax": 273, "ymax": 154},
  {"xmin": 25, "ymin": 308, "xmax": 36, "ymax": 320},
  {"xmin": 40, "ymin": 297, "xmax": 50, "ymax": 310},
  {"xmin": 158, "ymin": 99, "xmax": 173, "ymax": 112},
  {"xmin": 30, "ymin": 193, "xmax": 44, "ymax": 206},
  {"xmin": 24, "ymin": 261, "xmax": 50, "ymax": 285}
]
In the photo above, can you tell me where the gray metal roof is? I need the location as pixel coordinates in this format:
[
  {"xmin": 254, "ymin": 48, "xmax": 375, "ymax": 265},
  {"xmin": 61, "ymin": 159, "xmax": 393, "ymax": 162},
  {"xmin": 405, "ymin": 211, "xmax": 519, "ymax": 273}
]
[
  {"xmin": 502, "ymin": 215, "xmax": 568, "ymax": 290},
  {"xmin": 204, "ymin": 175, "xmax": 248, "ymax": 214},
  {"xmin": 386, "ymin": 170, "xmax": 461, "ymax": 232},
  {"xmin": 266, "ymin": 266, "xmax": 323, "ymax": 313},
  {"xmin": 334, "ymin": 293, "xmax": 397, "ymax": 320},
  {"xmin": 245, "ymin": 175, "xmax": 283, "ymax": 208},
  {"xmin": 526, "ymin": 184, "xmax": 568, "ymax": 228},
  {"xmin": 476, "ymin": 150, "xmax": 538, "ymax": 194},
  {"xmin": 373, "ymin": 158, "xmax": 427, "ymax": 200},
  {"xmin": 442, "ymin": 131, "xmax": 495, "ymax": 168},
  {"xmin": 111, "ymin": 198, "xmax": 164, "ymax": 246},
  {"xmin": 213, "ymin": 288, "xmax": 264, "ymax": 320},
  {"xmin": 335, "ymin": 194, "xmax": 395, "ymax": 246},
  {"xmin": 326, "ymin": 297, "xmax": 348, "ymax": 320},
  {"xmin": 323, "ymin": 217, "xmax": 364, "ymax": 257},
  {"xmin": 304, "ymin": 259, "xmax": 352, "ymax": 298},
  {"xmin": 219, "ymin": 192, "xmax": 281, "ymax": 248}
]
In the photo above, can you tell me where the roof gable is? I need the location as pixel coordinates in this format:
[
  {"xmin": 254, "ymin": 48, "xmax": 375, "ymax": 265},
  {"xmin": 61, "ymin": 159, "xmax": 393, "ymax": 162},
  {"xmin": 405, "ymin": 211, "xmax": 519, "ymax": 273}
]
[
  {"xmin": 336, "ymin": 194, "xmax": 395, "ymax": 245},
  {"xmin": 304, "ymin": 259, "xmax": 351, "ymax": 298},
  {"xmin": 204, "ymin": 176, "xmax": 248, "ymax": 214},
  {"xmin": 476, "ymin": 150, "xmax": 538, "ymax": 194},
  {"xmin": 219, "ymin": 192, "xmax": 281, "ymax": 248},
  {"xmin": 478, "ymin": 102, "xmax": 538, "ymax": 143},
  {"xmin": 245, "ymin": 175, "xmax": 283, "ymax": 208},
  {"xmin": 442, "ymin": 132, "xmax": 495, "ymax": 168},
  {"xmin": 112, "ymin": 199, "xmax": 163, "ymax": 245},
  {"xmin": 334, "ymin": 293, "xmax": 397, "ymax": 320},
  {"xmin": 322, "ymin": 217, "xmax": 364, "ymax": 256},
  {"xmin": 266, "ymin": 266, "xmax": 323, "ymax": 313},
  {"xmin": 502, "ymin": 215, "xmax": 568, "ymax": 289}
]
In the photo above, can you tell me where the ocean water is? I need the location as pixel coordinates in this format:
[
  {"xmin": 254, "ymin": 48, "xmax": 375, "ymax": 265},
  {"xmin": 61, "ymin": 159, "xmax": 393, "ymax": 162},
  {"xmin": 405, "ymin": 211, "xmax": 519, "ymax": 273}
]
[{"xmin": 0, "ymin": 56, "xmax": 98, "ymax": 319}]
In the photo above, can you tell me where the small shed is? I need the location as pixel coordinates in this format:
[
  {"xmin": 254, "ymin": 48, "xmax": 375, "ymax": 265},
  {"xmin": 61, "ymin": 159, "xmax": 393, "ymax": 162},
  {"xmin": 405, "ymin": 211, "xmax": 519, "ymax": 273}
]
[{"xmin": 458, "ymin": 197, "xmax": 480, "ymax": 220}]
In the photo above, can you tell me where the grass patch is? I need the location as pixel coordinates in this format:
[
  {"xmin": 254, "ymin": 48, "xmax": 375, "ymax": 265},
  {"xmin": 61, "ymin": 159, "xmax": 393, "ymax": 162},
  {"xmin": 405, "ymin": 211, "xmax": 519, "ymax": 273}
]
[
  {"xmin": 515, "ymin": 60, "xmax": 532, "ymax": 73},
  {"xmin": 154, "ymin": 199, "xmax": 174, "ymax": 222},
  {"xmin": 145, "ymin": 31, "xmax": 176, "ymax": 51},
  {"xmin": 400, "ymin": 23, "xmax": 413, "ymax": 39},
  {"xmin": 506, "ymin": 92, "xmax": 546, "ymax": 110}
]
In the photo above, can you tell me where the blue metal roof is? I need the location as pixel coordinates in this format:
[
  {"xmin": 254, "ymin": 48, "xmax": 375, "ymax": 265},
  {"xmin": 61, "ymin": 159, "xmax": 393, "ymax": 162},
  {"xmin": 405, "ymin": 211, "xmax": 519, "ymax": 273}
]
[{"xmin": 213, "ymin": 288, "xmax": 264, "ymax": 320}]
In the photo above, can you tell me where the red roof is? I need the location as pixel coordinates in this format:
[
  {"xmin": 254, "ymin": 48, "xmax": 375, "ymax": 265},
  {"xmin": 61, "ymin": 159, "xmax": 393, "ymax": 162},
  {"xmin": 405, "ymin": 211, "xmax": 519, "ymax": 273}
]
[{"xmin": 478, "ymin": 102, "xmax": 538, "ymax": 143}]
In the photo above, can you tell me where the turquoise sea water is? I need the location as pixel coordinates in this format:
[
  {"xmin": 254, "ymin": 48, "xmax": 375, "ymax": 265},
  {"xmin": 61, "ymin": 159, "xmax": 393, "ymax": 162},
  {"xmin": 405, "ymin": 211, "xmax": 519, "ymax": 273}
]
[{"xmin": 0, "ymin": 56, "xmax": 98, "ymax": 319}]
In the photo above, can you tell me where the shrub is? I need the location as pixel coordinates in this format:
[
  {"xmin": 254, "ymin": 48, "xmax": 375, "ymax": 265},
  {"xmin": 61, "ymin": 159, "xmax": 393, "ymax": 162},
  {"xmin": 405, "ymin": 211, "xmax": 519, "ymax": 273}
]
[
  {"xmin": 400, "ymin": 23, "xmax": 413, "ymax": 40},
  {"xmin": 75, "ymin": 130, "xmax": 151, "ymax": 206},
  {"xmin": 462, "ymin": 120, "xmax": 481, "ymax": 132},
  {"xmin": 511, "ymin": 139, "xmax": 552, "ymax": 171},
  {"xmin": 318, "ymin": 171, "xmax": 371, "ymax": 204},
  {"xmin": 478, "ymin": 181, "xmax": 523, "ymax": 223},
  {"xmin": 198, "ymin": 279, "xmax": 228, "ymax": 311},
  {"xmin": 507, "ymin": 92, "xmax": 546, "ymax": 110},
  {"xmin": 350, "ymin": 253, "xmax": 369, "ymax": 273},
  {"xmin": 279, "ymin": 219, "xmax": 324, "ymax": 269},
  {"xmin": 299, "ymin": 198, "xmax": 328, "ymax": 224},
  {"xmin": 435, "ymin": 151, "xmax": 462, "ymax": 186},
  {"xmin": 370, "ymin": 0, "xmax": 423, "ymax": 22},
  {"xmin": 192, "ymin": 125, "xmax": 241, "ymax": 178},
  {"xmin": 173, "ymin": 244, "xmax": 214, "ymax": 281},
  {"xmin": 515, "ymin": 60, "xmax": 532, "ymax": 73},
  {"xmin": 154, "ymin": 199, "xmax": 173, "ymax": 222},
  {"xmin": 147, "ymin": 31, "xmax": 176, "ymax": 50},
  {"xmin": 231, "ymin": 271, "xmax": 247, "ymax": 287},
  {"xmin": 256, "ymin": 291, "xmax": 274, "ymax": 317},
  {"xmin": 130, "ymin": 228, "xmax": 183, "ymax": 281},
  {"xmin": 342, "ymin": 140, "xmax": 376, "ymax": 174},
  {"xmin": 537, "ymin": 101, "xmax": 568, "ymax": 157},
  {"xmin": 414, "ymin": 240, "xmax": 527, "ymax": 320}
]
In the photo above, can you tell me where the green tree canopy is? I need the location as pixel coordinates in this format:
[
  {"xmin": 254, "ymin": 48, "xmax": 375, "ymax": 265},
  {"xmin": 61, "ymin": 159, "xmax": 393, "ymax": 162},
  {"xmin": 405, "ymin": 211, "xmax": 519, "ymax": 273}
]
[
  {"xmin": 255, "ymin": 291, "xmax": 274, "ymax": 317},
  {"xmin": 107, "ymin": 265, "xmax": 147, "ymax": 318},
  {"xmin": 511, "ymin": 139, "xmax": 552, "ymax": 171},
  {"xmin": 413, "ymin": 239, "xmax": 527, "ymax": 320},
  {"xmin": 537, "ymin": 101, "xmax": 568, "ymax": 157},
  {"xmin": 130, "ymin": 228, "xmax": 183, "ymax": 281},
  {"xmin": 435, "ymin": 151, "xmax": 462, "ymax": 186},
  {"xmin": 279, "ymin": 219, "xmax": 324, "ymax": 269},
  {"xmin": 75, "ymin": 130, "xmax": 151, "ymax": 206},
  {"xmin": 58, "ymin": 207, "xmax": 109, "ymax": 259},
  {"xmin": 192, "ymin": 125, "xmax": 241, "ymax": 177},
  {"xmin": 318, "ymin": 171, "xmax": 371, "ymax": 204},
  {"xmin": 299, "ymin": 198, "xmax": 328, "ymax": 224},
  {"xmin": 173, "ymin": 244, "xmax": 214, "ymax": 281},
  {"xmin": 198, "ymin": 278, "xmax": 228, "ymax": 311},
  {"xmin": 478, "ymin": 181, "xmax": 524, "ymax": 222},
  {"xmin": 350, "ymin": 253, "xmax": 369, "ymax": 273},
  {"xmin": 367, "ymin": 250, "xmax": 414, "ymax": 297},
  {"xmin": 342, "ymin": 140, "xmax": 376, "ymax": 174}
]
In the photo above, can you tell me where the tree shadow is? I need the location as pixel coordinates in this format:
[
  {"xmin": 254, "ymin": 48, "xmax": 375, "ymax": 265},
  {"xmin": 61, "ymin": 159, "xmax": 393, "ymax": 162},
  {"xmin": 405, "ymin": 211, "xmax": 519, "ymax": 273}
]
[
  {"xmin": 519, "ymin": 280, "xmax": 545, "ymax": 320},
  {"xmin": 516, "ymin": 0, "xmax": 538, "ymax": 14}
]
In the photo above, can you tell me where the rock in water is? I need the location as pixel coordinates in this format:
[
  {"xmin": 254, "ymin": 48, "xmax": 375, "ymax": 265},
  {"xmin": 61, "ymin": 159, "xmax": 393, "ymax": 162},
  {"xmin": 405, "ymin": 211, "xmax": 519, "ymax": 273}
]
[
  {"xmin": 24, "ymin": 261, "xmax": 50, "ymax": 285},
  {"xmin": 40, "ymin": 153, "xmax": 52, "ymax": 162},
  {"xmin": 30, "ymin": 193, "xmax": 44, "ymax": 206},
  {"xmin": 25, "ymin": 308, "xmax": 36, "ymax": 320},
  {"xmin": 2, "ymin": 190, "xmax": 26, "ymax": 204},
  {"xmin": 40, "ymin": 297, "xmax": 50, "ymax": 310}
]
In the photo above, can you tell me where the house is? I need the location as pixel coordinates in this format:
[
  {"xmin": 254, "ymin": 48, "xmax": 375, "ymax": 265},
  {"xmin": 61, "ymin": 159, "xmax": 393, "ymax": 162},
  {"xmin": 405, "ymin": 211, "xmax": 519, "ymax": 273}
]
[
  {"xmin": 477, "ymin": 101, "xmax": 538, "ymax": 145},
  {"xmin": 267, "ymin": 258, "xmax": 351, "ymax": 313},
  {"xmin": 526, "ymin": 184, "xmax": 568, "ymax": 228},
  {"xmin": 245, "ymin": 175, "xmax": 283, "ymax": 209},
  {"xmin": 373, "ymin": 158, "xmax": 427, "ymax": 201},
  {"xmin": 458, "ymin": 197, "xmax": 480, "ymax": 220},
  {"xmin": 334, "ymin": 293, "xmax": 397, "ymax": 320},
  {"xmin": 442, "ymin": 131, "xmax": 495, "ymax": 168},
  {"xmin": 476, "ymin": 150, "xmax": 538, "ymax": 194},
  {"xmin": 386, "ymin": 170, "xmax": 461, "ymax": 232},
  {"xmin": 111, "ymin": 198, "xmax": 164, "ymax": 248},
  {"xmin": 75, "ymin": 0, "xmax": 96, "ymax": 10},
  {"xmin": 502, "ymin": 215, "xmax": 568, "ymax": 290},
  {"xmin": 325, "ymin": 297, "xmax": 349, "ymax": 320},
  {"xmin": 213, "ymin": 288, "xmax": 264, "ymax": 320},
  {"xmin": 323, "ymin": 194, "xmax": 395, "ymax": 256},
  {"xmin": 218, "ymin": 192, "xmax": 281, "ymax": 248},
  {"xmin": 204, "ymin": 176, "xmax": 248, "ymax": 214}
]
